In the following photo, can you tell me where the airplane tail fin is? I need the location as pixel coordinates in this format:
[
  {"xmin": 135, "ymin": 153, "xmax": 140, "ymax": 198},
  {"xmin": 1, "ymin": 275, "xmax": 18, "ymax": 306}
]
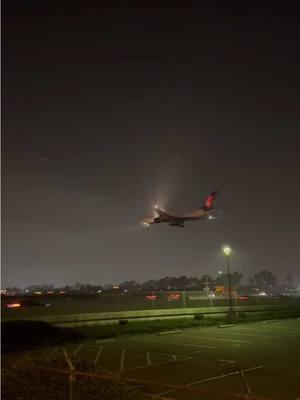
[{"xmin": 202, "ymin": 190, "xmax": 218, "ymax": 209}]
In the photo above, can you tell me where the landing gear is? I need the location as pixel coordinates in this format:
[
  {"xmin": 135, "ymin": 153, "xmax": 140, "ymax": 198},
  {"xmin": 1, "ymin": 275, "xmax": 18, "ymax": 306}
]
[{"xmin": 169, "ymin": 222, "xmax": 184, "ymax": 227}]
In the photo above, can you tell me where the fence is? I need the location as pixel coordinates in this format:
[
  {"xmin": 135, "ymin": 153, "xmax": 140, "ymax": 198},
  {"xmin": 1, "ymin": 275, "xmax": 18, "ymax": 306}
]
[{"xmin": 2, "ymin": 292, "xmax": 300, "ymax": 320}]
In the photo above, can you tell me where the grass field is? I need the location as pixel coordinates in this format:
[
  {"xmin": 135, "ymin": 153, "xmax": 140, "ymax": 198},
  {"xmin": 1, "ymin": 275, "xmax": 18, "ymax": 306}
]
[{"xmin": 3, "ymin": 318, "xmax": 300, "ymax": 399}]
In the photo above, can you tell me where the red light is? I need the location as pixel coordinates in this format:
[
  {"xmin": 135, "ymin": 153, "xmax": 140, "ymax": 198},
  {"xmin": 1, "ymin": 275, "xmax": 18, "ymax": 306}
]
[
  {"xmin": 167, "ymin": 293, "xmax": 181, "ymax": 301},
  {"xmin": 238, "ymin": 296, "xmax": 248, "ymax": 301},
  {"xmin": 145, "ymin": 295, "xmax": 157, "ymax": 300},
  {"xmin": 205, "ymin": 191, "xmax": 217, "ymax": 208},
  {"xmin": 6, "ymin": 303, "xmax": 21, "ymax": 308}
]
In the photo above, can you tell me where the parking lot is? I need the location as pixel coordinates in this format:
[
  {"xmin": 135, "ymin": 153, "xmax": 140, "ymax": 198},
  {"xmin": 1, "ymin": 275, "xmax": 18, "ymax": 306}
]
[{"xmin": 6, "ymin": 319, "xmax": 300, "ymax": 399}]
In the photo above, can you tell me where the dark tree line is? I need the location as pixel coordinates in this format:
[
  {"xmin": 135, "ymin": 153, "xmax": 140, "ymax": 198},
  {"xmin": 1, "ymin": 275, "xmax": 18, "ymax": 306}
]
[{"xmin": 4, "ymin": 270, "xmax": 295, "ymax": 294}]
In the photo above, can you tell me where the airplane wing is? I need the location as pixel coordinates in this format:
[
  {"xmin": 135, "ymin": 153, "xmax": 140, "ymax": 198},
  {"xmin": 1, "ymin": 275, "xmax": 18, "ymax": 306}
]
[{"xmin": 154, "ymin": 205, "xmax": 173, "ymax": 219}]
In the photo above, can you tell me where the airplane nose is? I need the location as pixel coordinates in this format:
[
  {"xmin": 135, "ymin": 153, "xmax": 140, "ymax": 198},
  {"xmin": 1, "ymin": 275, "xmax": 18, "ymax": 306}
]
[{"xmin": 140, "ymin": 217, "xmax": 153, "ymax": 227}]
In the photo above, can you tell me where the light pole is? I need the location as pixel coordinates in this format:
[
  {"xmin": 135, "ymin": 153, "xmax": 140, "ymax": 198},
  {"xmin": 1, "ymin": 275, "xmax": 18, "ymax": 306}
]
[{"xmin": 223, "ymin": 246, "xmax": 235, "ymax": 323}]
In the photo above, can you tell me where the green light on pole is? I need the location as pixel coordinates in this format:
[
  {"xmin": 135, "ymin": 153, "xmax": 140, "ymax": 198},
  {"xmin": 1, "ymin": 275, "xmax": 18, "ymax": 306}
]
[
  {"xmin": 223, "ymin": 245, "xmax": 235, "ymax": 322},
  {"xmin": 223, "ymin": 246, "xmax": 232, "ymax": 257}
]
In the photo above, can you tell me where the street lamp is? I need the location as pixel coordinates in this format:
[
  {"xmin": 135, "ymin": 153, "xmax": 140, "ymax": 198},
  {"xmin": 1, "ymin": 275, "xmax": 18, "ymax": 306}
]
[{"xmin": 223, "ymin": 246, "xmax": 235, "ymax": 323}]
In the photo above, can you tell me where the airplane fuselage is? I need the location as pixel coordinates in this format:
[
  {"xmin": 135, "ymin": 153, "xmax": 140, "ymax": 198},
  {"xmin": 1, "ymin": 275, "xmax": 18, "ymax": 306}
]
[
  {"xmin": 141, "ymin": 208, "xmax": 217, "ymax": 228},
  {"xmin": 140, "ymin": 190, "xmax": 218, "ymax": 228}
]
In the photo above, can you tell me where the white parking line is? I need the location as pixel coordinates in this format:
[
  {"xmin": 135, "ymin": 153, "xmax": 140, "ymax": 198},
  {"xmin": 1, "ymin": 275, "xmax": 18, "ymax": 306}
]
[
  {"xmin": 239, "ymin": 325, "xmax": 297, "ymax": 332},
  {"xmin": 121, "ymin": 356, "xmax": 193, "ymax": 373},
  {"xmin": 218, "ymin": 331, "xmax": 280, "ymax": 339},
  {"xmin": 187, "ymin": 365, "xmax": 264, "ymax": 385},
  {"xmin": 49, "ymin": 347, "xmax": 59, "ymax": 357},
  {"xmin": 95, "ymin": 338, "xmax": 116, "ymax": 343},
  {"xmin": 119, "ymin": 349, "xmax": 126, "ymax": 371},
  {"xmin": 146, "ymin": 352, "xmax": 151, "ymax": 366},
  {"xmin": 219, "ymin": 359, "xmax": 236, "ymax": 363},
  {"xmin": 260, "ymin": 325, "xmax": 299, "ymax": 331},
  {"xmin": 71, "ymin": 343, "xmax": 84, "ymax": 357},
  {"xmin": 180, "ymin": 335, "xmax": 251, "ymax": 344},
  {"xmin": 156, "ymin": 365, "xmax": 264, "ymax": 396},
  {"xmin": 16, "ymin": 353, "xmax": 30, "ymax": 363},
  {"xmin": 134, "ymin": 338, "xmax": 216, "ymax": 349},
  {"xmin": 93, "ymin": 346, "xmax": 103, "ymax": 366}
]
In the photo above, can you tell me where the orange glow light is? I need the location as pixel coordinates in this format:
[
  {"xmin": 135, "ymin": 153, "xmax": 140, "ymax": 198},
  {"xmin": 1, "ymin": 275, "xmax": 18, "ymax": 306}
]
[{"xmin": 6, "ymin": 303, "xmax": 21, "ymax": 308}]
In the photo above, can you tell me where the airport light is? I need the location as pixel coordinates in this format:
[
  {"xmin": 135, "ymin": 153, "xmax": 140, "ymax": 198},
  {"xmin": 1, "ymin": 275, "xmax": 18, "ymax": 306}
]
[
  {"xmin": 223, "ymin": 246, "xmax": 231, "ymax": 257},
  {"xmin": 223, "ymin": 245, "xmax": 235, "ymax": 322}
]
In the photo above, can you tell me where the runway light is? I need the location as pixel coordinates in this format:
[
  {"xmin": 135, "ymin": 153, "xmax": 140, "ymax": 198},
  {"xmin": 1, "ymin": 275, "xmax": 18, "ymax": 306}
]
[
  {"xmin": 223, "ymin": 246, "xmax": 232, "ymax": 256},
  {"xmin": 6, "ymin": 303, "xmax": 21, "ymax": 308},
  {"xmin": 208, "ymin": 215, "xmax": 213, "ymax": 220},
  {"xmin": 145, "ymin": 295, "xmax": 157, "ymax": 300}
]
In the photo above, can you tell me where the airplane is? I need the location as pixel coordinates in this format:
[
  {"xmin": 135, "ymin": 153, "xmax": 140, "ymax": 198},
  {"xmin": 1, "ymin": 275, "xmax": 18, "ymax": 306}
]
[{"xmin": 140, "ymin": 190, "xmax": 218, "ymax": 228}]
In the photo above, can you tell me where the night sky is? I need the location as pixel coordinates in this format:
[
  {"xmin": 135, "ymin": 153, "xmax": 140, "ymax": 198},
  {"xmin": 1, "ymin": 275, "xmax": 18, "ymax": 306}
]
[{"xmin": 3, "ymin": 3, "xmax": 300, "ymax": 288}]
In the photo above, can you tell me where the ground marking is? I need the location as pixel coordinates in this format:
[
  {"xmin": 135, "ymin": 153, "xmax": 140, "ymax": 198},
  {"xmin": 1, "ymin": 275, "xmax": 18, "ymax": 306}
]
[
  {"xmin": 95, "ymin": 338, "xmax": 115, "ymax": 343},
  {"xmin": 71, "ymin": 343, "xmax": 84, "ymax": 357},
  {"xmin": 180, "ymin": 334, "xmax": 251, "ymax": 344},
  {"xmin": 229, "ymin": 325, "xmax": 291, "ymax": 331},
  {"xmin": 121, "ymin": 356, "xmax": 193, "ymax": 373},
  {"xmin": 259, "ymin": 325, "xmax": 300, "ymax": 331},
  {"xmin": 219, "ymin": 359, "xmax": 236, "ymax": 363},
  {"xmin": 188, "ymin": 365, "xmax": 264, "ymax": 385},
  {"xmin": 134, "ymin": 338, "xmax": 216, "ymax": 349},
  {"xmin": 119, "ymin": 349, "xmax": 126, "ymax": 371},
  {"xmin": 172, "ymin": 355, "xmax": 177, "ymax": 361},
  {"xmin": 275, "ymin": 370, "xmax": 300, "ymax": 378},
  {"xmin": 218, "ymin": 331, "xmax": 280, "ymax": 339},
  {"xmin": 93, "ymin": 346, "xmax": 103, "ymax": 366},
  {"xmin": 156, "ymin": 365, "xmax": 264, "ymax": 397},
  {"xmin": 232, "ymin": 344, "xmax": 241, "ymax": 347},
  {"xmin": 146, "ymin": 352, "xmax": 151, "ymax": 366},
  {"xmin": 49, "ymin": 347, "xmax": 59, "ymax": 357},
  {"xmin": 262, "ymin": 320, "xmax": 277, "ymax": 324},
  {"xmin": 15, "ymin": 353, "xmax": 31, "ymax": 363}
]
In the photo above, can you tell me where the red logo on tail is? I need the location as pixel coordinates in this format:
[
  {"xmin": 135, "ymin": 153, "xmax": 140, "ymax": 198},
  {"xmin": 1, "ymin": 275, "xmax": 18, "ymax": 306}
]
[{"xmin": 205, "ymin": 190, "xmax": 218, "ymax": 208}]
